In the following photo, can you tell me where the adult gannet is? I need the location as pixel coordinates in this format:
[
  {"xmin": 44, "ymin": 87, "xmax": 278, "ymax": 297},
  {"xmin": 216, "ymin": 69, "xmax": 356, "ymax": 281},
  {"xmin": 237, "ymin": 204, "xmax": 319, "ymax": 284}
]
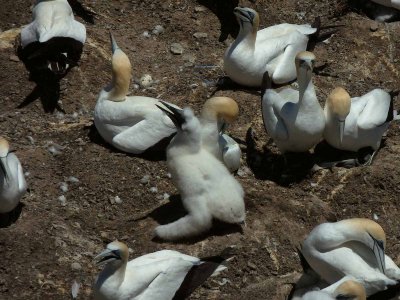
[
  {"xmin": 224, "ymin": 7, "xmax": 324, "ymax": 87},
  {"xmin": 154, "ymin": 103, "xmax": 245, "ymax": 241},
  {"xmin": 93, "ymin": 241, "xmax": 227, "ymax": 300},
  {"xmin": 372, "ymin": 0, "xmax": 400, "ymax": 10},
  {"xmin": 200, "ymin": 97, "xmax": 241, "ymax": 172},
  {"xmin": 324, "ymin": 87, "xmax": 394, "ymax": 164},
  {"xmin": 94, "ymin": 34, "xmax": 178, "ymax": 154},
  {"xmin": 301, "ymin": 218, "xmax": 400, "ymax": 296},
  {"xmin": 18, "ymin": 0, "xmax": 86, "ymax": 76},
  {"xmin": 261, "ymin": 51, "xmax": 325, "ymax": 153},
  {"xmin": 0, "ymin": 137, "xmax": 27, "ymax": 214}
]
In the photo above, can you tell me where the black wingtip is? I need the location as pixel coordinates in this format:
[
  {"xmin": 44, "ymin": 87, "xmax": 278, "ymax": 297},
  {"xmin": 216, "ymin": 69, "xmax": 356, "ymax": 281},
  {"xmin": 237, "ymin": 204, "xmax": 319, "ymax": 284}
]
[
  {"xmin": 386, "ymin": 90, "xmax": 398, "ymax": 122},
  {"xmin": 261, "ymin": 71, "xmax": 272, "ymax": 99}
]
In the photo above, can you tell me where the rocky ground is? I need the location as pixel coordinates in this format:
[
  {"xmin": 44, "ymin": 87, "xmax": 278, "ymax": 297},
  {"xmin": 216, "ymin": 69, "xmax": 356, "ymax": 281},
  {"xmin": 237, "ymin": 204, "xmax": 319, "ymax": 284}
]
[{"xmin": 0, "ymin": 0, "xmax": 399, "ymax": 299}]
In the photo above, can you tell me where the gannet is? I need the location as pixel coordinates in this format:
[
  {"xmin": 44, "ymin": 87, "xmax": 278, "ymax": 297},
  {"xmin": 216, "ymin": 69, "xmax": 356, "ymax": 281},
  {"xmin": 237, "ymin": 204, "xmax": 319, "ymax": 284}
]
[
  {"xmin": 18, "ymin": 0, "xmax": 86, "ymax": 76},
  {"xmin": 261, "ymin": 51, "xmax": 325, "ymax": 153},
  {"xmin": 154, "ymin": 103, "xmax": 245, "ymax": 241},
  {"xmin": 200, "ymin": 97, "xmax": 241, "ymax": 172},
  {"xmin": 324, "ymin": 87, "xmax": 394, "ymax": 164},
  {"xmin": 224, "ymin": 7, "xmax": 322, "ymax": 87},
  {"xmin": 301, "ymin": 279, "xmax": 366, "ymax": 300},
  {"xmin": 372, "ymin": 0, "xmax": 400, "ymax": 10},
  {"xmin": 301, "ymin": 218, "xmax": 400, "ymax": 296},
  {"xmin": 0, "ymin": 137, "xmax": 27, "ymax": 214},
  {"xmin": 94, "ymin": 34, "xmax": 178, "ymax": 154},
  {"xmin": 93, "ymin": 241, "xmax": 227, "ymax": 300}
]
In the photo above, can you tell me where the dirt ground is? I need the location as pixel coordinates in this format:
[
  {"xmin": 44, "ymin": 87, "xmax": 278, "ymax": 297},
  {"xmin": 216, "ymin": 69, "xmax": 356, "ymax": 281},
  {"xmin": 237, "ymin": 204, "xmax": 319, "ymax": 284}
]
[{"xmin": 0, "ymin": 0, "xmax": 400, "ymax": 299}]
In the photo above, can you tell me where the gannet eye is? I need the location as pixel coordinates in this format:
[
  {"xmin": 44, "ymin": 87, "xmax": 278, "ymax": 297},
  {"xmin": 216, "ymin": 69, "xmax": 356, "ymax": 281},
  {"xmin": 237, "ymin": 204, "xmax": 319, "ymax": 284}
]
[{"xmin": 111, "ymin": 249, "xmax": 121, "ymax": 259}]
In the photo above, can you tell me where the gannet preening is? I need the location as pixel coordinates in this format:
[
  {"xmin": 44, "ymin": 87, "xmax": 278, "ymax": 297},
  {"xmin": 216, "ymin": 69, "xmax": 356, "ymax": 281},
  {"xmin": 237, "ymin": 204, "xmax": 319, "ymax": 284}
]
[
  {"xmin": 0, "ymin": 137, "xmax": 27, "ymax": 214},
  {"xmin": 94, "ymin": 34, "xmax": 178, "ymax": 154},
  {"xmin": 93, "ymin": 241, "xmax": 227, "ymax": 300},
  {"xmin": 323, "ymin": 87, "xmax": 395, "ymax": 165},
  {"xmin": 200, "ymin": 97, "xmax": 241, "ymax": 172},
  {"xmin": 301, "ymin": 279, "xmax": 366, "ymax": 300},
  {"xmin": 224, "ymin": 7, "xmax": 338, "ymax": 87},
  {"xmin": 261, "ymin": 51, "xmax": 325, "ymax": 153},
  {"xmin": 18, "ymin": 0, "xmax": 86, "ymax": 76},
  {"xmin": 301, "ymin": 218, "xmax": 400, "ymax": 296},
  {"xmin": 154, "ymin": 103, "xmax": 245, "ymax": 241}
]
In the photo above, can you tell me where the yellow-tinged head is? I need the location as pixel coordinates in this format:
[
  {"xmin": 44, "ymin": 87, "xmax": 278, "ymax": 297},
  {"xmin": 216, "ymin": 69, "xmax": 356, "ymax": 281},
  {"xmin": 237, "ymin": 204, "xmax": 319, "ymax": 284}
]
[
  {"xmin": 0, "ymin": 137, "xmax": 10, "ymax": 158},
  {"xmin": 334, "ymin": 280, "xmax": 366, "ymax": 300},
  {"xmin": 94, "ymin": 240, "xmax": 129, "ymax": 266},
  {"xmin": 295, "ymin": 51, "xmax": 316, "ymax": 71},
  {"xmin": 233, "ymin": 7, "xmax": 260, "ymax": 34},
  {"xmin": 326, "ymin": 87, "xmax": 351, "ymax": 120},
  {"xmin": 201, "ymin": 97, "xmax": 239, "ymax": 123}
]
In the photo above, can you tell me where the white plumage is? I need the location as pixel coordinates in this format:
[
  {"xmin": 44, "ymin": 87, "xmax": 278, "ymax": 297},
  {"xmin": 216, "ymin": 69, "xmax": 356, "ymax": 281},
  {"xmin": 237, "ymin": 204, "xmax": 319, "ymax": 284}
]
[
  {"xmin": 372, "ymin": 0, "xmax": 400, "ymax": 10},
  {"xmin": 94, "ymin": 34, "xmax": 178, "ymax": 154},
  {"xmin": 224, "ymin": 7, "xmax": 317, "ymax": 87},
  {"xmin": 93, "ymin": 241, "xmax": 226, "ymax": 300},
  {"xmin": 154, "ymin": 104, "xmax": 245, "ymax": 241},
  {"xmin": 0, "ymin": 137, "xmax": 27, "ymax": 214},
  {"xmin": 261, "ymin": 51, "xmax": 325, "ymax": 153}
]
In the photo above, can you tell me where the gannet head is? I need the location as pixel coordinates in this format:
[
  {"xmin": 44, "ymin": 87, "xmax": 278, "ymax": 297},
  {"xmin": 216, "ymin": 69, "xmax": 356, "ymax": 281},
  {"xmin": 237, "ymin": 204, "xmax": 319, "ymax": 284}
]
[
  {"xmin": 107, "ymin": 33, "xmax": 132, "ymax": 102},
  {"xmin": 201, "ymin": 97, "xmax": 239, "ymax": 125},
  {"xmin": 0, "ymin": 137, "xmax": 10, "ymax": 183},
  {"xmin": 94, "ymin": 241, "xmax": 129, "ymax": 267},
  {"xmin": 334, "ymin": 280, "xmax": 366, "ymax": 300},
  {"xmin": 233, "ymin": 7, "xmax": 259, "ymax": 34},
  {"xmin": 295, "ymin": 51, "xmax": 316, "ymax": 72},
  {"xmin": 326, "ymin": 87, "xmax": 351, "ymax": 145}
]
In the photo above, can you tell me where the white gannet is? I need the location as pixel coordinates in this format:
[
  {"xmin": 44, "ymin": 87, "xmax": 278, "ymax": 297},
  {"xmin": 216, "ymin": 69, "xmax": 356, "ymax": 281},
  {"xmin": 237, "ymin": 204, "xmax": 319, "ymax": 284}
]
[
  {"xmin": 94, "ymin": 34, "xmax": 179, "ymax": 154},
  {"xmin": 0, "ymin": 137, "xmax": 27, "ymax": 214},
  {"xmin": 372, "ymin": 0, "xmax": 400, "ymax": 10},
  {"xmin": 301, "ymin": 279, "xmax": 366, "ymax": 300},
  {"xmin": 154, "ymin": 103, "xmax": 245, "ymax": 241},
  {"xmin": 200, "ymin": 97, "xmax": 241, "ymax": 172},
  {"xmin": 93, "ymin": 241, "xmax": 227, "ymax": 300},
  {"xmin": 19, "ymin": 0, "xmax": 86, "ymax": 75},
  {"xmin": 224, "ymin": 7, "xmax": 321, "ymax": 87},
  {"xmin": 261, "ymin": 51, "xmax": 325, "ymax": 153},
  {"xmin": 324, "ymin": 87, "xmax": 394, "ymax": 164},
  {"xmin": 301, "ymin": 218, "xmax": 400, "ymax": 296}
]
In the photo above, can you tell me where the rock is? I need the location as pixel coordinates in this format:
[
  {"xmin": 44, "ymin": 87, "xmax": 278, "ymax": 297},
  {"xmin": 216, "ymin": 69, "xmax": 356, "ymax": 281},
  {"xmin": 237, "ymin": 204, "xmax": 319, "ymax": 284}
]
[
  {"xmin": 149, "ymin": 186, "xmax": 158, "ymax": 193},
  {"xmin": 142, "ymin": 31, "xmax": 151, "ymax": 38},
  {"xmin": 370, "ymin": 23, "xmax": 379, "ymax": 32},
  {"xmin": 193, "ymin": 32, "xmax": 208, "ymax": 39},
  {"xmin": 194, "ymin": 6, "xmax": 207, "ymax": 12},
  {"xmin": 67, "ymin": 176, "xmax": 79, "ymax": 183},
  {"xmin": 59, "ymin": 182, "xmax": 69, "ymax": 193},
  {"xmin": 140, "ymin": 175, "xmax": 150, "ymax": 184},
  {"xmin": 58, "ymin": 195, "xmax": 67, "ymax": 206},
  {"xmin": 139, "ymin": 74, "xmax": 153, "ymax": 88},
  {"xmin": 71, "ymin": 262, "xmax": 82, "ymax": 271},
  {"xmin": 152, "ymin": 25, "xmax": 164, "ymax": 35},
  {"xmin": 114, "ymin": 196, "xmax": 122, "ymax": 204},
  {"xmin": 9, "ymin": 55, "xmax": 19, "ymax": 62},
  {"xmin": 170, "ymin": 43, "xmax": 184, "ymax": 55},
  {"xmin": 0, "ymin": 28, "xmax": 21, "ymax": 49}
]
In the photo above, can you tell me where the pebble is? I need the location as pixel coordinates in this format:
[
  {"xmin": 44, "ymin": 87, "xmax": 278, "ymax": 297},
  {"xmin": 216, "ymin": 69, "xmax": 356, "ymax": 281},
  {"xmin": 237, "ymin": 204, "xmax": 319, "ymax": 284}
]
[
  {"xmin": 370, "ymin": 23, "xmax": 379, "ymax": 32},
  {"xmin": 67, "ymin": 176, "xmax": 80, "ymax": 183},
  {"xmin": 152, "ymin": 25, "xmax": 164, "ymax": 35},
  {"xmin": 71, "ymin": 262, "xmax": 82, "ymax": 271},
  {"xmin": 139, "ymin": 74, "xmax": 153, "ymax": 88},
  {"xmin": 149, "ymin": 186, "xmax": 158, "ymax": 193},
  {"xmin": 170, "ymin": 43, "xmax": 184, "ymax": 55},
  {"xmin": 9, "ymin": 54, "xmax": 19, "ymax": 62},
  {"xmin": 163, "ymin": 193, "xmax": 170, "ymax": 200},
  {"xmin": 59, "ymin": 182, "xmax": 69, "ymax": 193},
  {"xmin": 27, "ymin": 136, "xmax": 35, "ymax": 145},
  {"xmin": 142, "ymin": 31, "xmax": 151, "ymax": 38},
  {"xmin": 58, "ymin": 195, "xmax": 67, "ymax": 206},
  {"xmin": 114, "ymin": 196, "xmax": 122, "ymax": 204},
  {"xmin": 373, "ymin": 213, "xmax": 379, "ymax": 220},
  {"xmin": 140, "ymin": 175, "xmax": 150, "ymax": 184},
  {"xmin": 193, "ymin": 32, "xmax": 208, "ymax": 39},
  {"xmin": 194, "ymin": 6, "xmax": 207, "ymax": 12}
]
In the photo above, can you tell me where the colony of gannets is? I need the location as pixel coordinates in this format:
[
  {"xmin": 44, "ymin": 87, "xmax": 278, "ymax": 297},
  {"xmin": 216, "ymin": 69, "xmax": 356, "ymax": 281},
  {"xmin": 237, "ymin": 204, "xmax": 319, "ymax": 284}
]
[{"xmin": 2, "ymin": 1, "xmax": 400, "ymax": 299}]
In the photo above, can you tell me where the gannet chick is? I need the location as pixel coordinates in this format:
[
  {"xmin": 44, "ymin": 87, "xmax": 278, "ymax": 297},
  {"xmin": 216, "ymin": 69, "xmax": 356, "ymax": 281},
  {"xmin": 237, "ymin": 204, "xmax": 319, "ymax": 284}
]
[
  {"xmin": 224, "ymin": 7, "xmax": 322, "ymax": 87},
  {"xmin": 324, "ymin": 87, "xmax": 394, "ymax": 165},
  {"xmin": 94, "ymin": 34, "xmax": 178, "ymax": 154},
  {"xmin": 154, "ymin": 103, "xmax": 245, "ymax": 241},
  {"xmin": 200, "ymin": 97, "xmax": 241, "ymax": 172},
  {"xmin": 93, "ymin": 241, "xmax": 227, "ymax": 300},
  {"xmin": 301, "ymin": 218, "xmax": 400, "ymax": 296},
  {"xmin": 0, "ymin": 137, "xmax": 27, "ymax": 213},
  {"xmin": 301, "ymin": 279, "xmax": 366, "ymax": 300},
  {"xmin": 18, "ymin": 0, "xmax": 86, "ymax": 76},
  {"xmin": 261, "ymin": 51, "xmax": 325, "ymax": 153}
]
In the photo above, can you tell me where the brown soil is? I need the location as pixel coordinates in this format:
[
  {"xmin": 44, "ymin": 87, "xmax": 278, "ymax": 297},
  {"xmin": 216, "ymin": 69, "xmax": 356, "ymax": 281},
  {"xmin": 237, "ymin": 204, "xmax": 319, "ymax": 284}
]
[{"xmin": 0, "ymin": 0, "xmax": 399, "ymax": 299}]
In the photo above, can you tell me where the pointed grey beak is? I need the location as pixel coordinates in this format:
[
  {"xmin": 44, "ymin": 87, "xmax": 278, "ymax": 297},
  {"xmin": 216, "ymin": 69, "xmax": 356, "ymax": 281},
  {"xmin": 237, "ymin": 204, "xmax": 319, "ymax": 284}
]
[
  {"xmin": 110, "ymin": 32, "xmax": 120, "ymax": 54},
  {"xmin": 0, "ymin": 156, "xmax": 9, "ymax": 184},
  {"xmin": 94, "ymin": 248, "xmax": 120, "ymax": 266},
  {"xmin": 339, "ymin": 120, "xmax": 345, "ymax": 145},
  {"xmin": 156, "ymin": 101, "xmax": 185, "ymax": 129},
  {"xmin": 233, "ymin": 7, "xmax": 254, "ymax": 24},
  {"xmin": 369, "ymin": 233, "xmax": 386, "ymax": 274}
]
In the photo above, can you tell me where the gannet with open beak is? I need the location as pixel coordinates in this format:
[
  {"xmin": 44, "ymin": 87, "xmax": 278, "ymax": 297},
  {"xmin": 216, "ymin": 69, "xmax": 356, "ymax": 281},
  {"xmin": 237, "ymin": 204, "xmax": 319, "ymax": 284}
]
[
  {"xmin": 154, "ymin": 103, "xmax": 245, "ymax": 241},
  {"xmin": 301, "ymin": 218, "xmax": 400, "ymax": 296},
  {"xmin": 0, "ymin": 137, "xmax": 27, "ymax": 214},
  {"xmin": 224, "ymin": 7, "xmax": 321, "ymax": 87},
  {"xmin": 93, "ymin": 241, "xmax": 227, "ymax": 300},
  {"xmin": 200, "ymin": 97, "xmax": 241, "ymax": 172},
  {"xmin": 94, "ymin": 34, "xmax": 179, "ymax": 154},
  {"xmin": 324, "ymin": 87, "xmax": 394, "ymax": 164},
  {"xmin": 261, "ymin": 51, "xmax": 325, "ymax": 153},
  {"xmin": 18, "ymin": 0, "xmax": 86, "ymax": 75}
]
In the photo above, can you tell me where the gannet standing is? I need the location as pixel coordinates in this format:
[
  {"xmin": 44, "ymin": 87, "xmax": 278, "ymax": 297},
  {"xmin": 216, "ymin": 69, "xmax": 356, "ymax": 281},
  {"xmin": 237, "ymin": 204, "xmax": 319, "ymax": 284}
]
[
  {"xmin": 261, "ymin": 51, "xmax": 325, "ymax": 153},
  {"xmin": 94, "ymin": 34, "xmax": 178, "ymax": 154},
  {"xmin": 324, "ymin": 87, "xmax": 394, "ymax": 164},
  {"xmin": 301, "ymin": 279, "xmax": 366, "ymax": 300},
  {"xmin": 224, "ymin": 7, "xmax": 321, "ymax": 87},
  {"xmin": 301, "ymin": 218, "xmax": 400, "ymax": 296},
  {"xmin": 93, "ymin": 241, "xmax": 227, "ymax": 300},
  {"xmin": 18, "ymin": 0, "xmax": 86, "ymax": 76},
  {"xmin": 0, "ymin": 137, "xmax": 27, "ymax": 214},
  {"xmin": 200, "ymin": 97, "xmax": 241, "ymax": 172},
  {"xmin": 154, "ymin": 103, "xmax": 245, "ymax": 241}
]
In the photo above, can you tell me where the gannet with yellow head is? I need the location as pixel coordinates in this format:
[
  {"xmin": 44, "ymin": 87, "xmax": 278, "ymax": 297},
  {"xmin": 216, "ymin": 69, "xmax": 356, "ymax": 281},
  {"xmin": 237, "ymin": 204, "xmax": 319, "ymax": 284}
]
[{"xmin": 301, "ymin": 279, "xmax": 366, "ymax": 300}]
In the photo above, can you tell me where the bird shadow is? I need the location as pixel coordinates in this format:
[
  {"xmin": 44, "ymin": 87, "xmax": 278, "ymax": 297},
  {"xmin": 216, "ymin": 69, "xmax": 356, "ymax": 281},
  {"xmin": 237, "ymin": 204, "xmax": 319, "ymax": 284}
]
[
  {"xmin": 149, "ymin": 194, "xmax": 244, "ymax": 244},
  {"xmin": 0, "ymin": 202, "xmax": 24, "ymax": 228},
  {"xmin": 68, "ymin": 0, "xmax": 96, "ymax": 24}
]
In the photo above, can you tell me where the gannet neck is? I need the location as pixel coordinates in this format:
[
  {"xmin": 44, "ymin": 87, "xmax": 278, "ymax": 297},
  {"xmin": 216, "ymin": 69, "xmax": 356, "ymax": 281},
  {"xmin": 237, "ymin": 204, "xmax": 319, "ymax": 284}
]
[
  {"xmin": 100, "ymin": 260, "xmax": 127, "ymax": 287},
  {"xmin": 201, "ymin": 97, "xmax": 239, "ymax": 123},
  {"xmin": 334, "ymin": 280, "xmax": 366, "ymax": 300},
  {"xmin": 295, "ymin": 51, "xmax": 316, "ymax": 103},
  {"xmin": 339, "ymin": 218, "xmax": 386, "ymax": 247},
  {"xmin": 233, "ymin": 7, "xmax": 258, "ymax": 48}
]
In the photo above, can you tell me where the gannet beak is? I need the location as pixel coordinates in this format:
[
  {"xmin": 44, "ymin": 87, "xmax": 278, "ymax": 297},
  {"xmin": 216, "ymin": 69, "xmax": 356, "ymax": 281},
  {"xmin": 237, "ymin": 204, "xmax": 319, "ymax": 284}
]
[
  {"xmin": 109, "ymin": 32, "xmax": 120, "ymax": 54},
  {"xmin": 156, "ymin": 101, "xmax": 185, "ymax": 129},
  {"xmin": 339, "ymin": 120, "xmax": 345, "ymax": 145},
  {"xmin": 94, "ymin": 248, "xmax": 121, "ymax": 266},
  {"xmin": 218, "ymin": 121, "xmax": 227, "ymax": 133},
  {"xmin": 369, "ymin": 233, "xmax": 386, "ymax": 274},
  {"xmin": 0, "ymin": 156, "xmax": 9, "ymax": 184},
  {"xmin": 233, "ymin": 7, "xmax": 254, "ymax": 24}
]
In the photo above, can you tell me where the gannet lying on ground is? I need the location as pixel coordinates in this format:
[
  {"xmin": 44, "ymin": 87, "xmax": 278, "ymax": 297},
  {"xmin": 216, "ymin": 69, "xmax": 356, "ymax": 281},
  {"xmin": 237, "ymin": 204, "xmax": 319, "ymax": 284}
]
[
  {"xmin": 301, "ymin": 218, "xmax": 400, "ymax": 296},
  {"xmin": 201, "ymin": 97, "xmax": 241, "ymax": 172},
  {"xmin": 18, "ymin": 0, "xmax": 86, "ymax": 76},
  {"xmin": 323, "ymin": 87, "xmax": 394, "ymax": 165},
  {"xmin": 224, "ymin": 7, "xmax": 337, "ymax": 87},
  {"xmin": 261, "ymin": 51, "xmax": 325, "ymax": 153},
  {"xmin": 94, "ymin": 34, "xmax": 178, "ymax": 154},
  {"xmin": 301, "ymin": 279, "xmax": 366, "ymax": 300},
  {"xmin": 154, "ymin": 103, "xmax": 245, "ymax": 241},
  {"xmin": 93, "ymin": 241, "xmax": 227, "ymax": 300},
  {"xmin": 0, "ymin": 137, "xmax": 27, "ymax": 214}
]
